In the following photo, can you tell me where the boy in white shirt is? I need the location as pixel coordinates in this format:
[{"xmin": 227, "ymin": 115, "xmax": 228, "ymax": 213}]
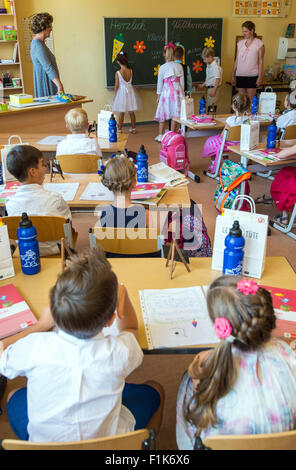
[
  {"xmin": 0, "ymin": 248, "xmax": 161, "ymax": 442},
  {"xmin": 56, "ymin": 108, "xmax": 102, "ymax": 157},
  {"xmin": 276, "ymin": 90, "xmax": 296, "ymax": 131},
  {"xmin": 198, "ymin": 47, "xmax": 223, "ymax": 113},
  {"xmin": 5, "ymin": 145, "xmax": 72, "ymax": 256}
]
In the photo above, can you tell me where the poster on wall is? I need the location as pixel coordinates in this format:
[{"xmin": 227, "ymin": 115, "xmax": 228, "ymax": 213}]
[{"xmin": 232, "ymin": 0, "xmax": 291, "ymax": 17}]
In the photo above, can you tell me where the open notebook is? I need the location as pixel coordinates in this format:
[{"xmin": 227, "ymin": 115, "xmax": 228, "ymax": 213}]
[{"xmin": 139, "ymin": 286, "xmax": 219, "ymax": 350}]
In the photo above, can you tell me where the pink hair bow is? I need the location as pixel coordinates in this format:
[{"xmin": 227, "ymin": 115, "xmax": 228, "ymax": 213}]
[
  {"xmin": 165, "ymin": 41, "xmax": 175, "ymax": 50},
  {"xmin": 237, "ymin": 278, "xmax": 259, "ymax": 296},
  {"xmin": 214, "ymin": 318, "xmax": 235, "ymax": 343}
]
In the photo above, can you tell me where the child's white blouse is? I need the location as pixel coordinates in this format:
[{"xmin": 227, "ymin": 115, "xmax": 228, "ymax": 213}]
[{"xmin": 157, "ymin": 61, "xmax": 184, "ymax": 95}]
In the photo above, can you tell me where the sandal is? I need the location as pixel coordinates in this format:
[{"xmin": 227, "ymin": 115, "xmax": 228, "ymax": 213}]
[
  {"xmin": 255, "ymin": 194, "xmax": 273, "ymax": 205},
  {"xmin": 273, "ymin": 214, "xmax": 289, "ymax": 226},
  {"xmin": 129, "ymin": 128, "xmax": 136, "ymax": 134}
]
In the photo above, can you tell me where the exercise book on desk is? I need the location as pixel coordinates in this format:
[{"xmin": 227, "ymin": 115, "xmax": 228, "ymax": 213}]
[
  {"xmin": 139, "ymin": 286, "xmax": 219, "ymax": 350},
  {"xmin": 148, "ymin": 162, "xmax": 187, "ymax": 187},
  {"xmin": 79, "ymin": 182, "xmax": 114, "ymax": 201},
  {"xmin": 0, "ymin": 181, "xmax": 20, "ymax": 203},
  {"xmin": 43, "ymin": 182, "xmax": 79, "ymax": 202},
  {"xmin": 0, "ymin": 284, "xmax": 37, "ymax": 339}
]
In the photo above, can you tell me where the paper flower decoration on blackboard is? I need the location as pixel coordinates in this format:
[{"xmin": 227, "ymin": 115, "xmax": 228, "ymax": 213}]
[
  {"xmin": 193, "ymin": 60, "xmax": 203, "ymax": 74},
  {"xmin": 133, "ymin": 40, "xmax": 146, "ymax": 54},
  {"xmin": 204, "ymin": 36, "xmax": 215, "ymax": 48},
  {"xmin": 154, "ymin": 64, "xmax": 160, "ymax": 76}
]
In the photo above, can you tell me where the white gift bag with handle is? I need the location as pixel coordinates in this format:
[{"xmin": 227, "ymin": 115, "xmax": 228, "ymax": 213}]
[
  {"xmin": 97, "ymin": 105, "xmax": 113, "ymax": 138},
  {"xmin": 259, "ymin": 86, "xmax": 277, "ymax": 115},
  {"xmin": 211, "ymin": 195, "xmax": 268, "ymax": 278},
  {"xmin": 1, "ymin": 135, "xmax": 29, "ymax": 183}
]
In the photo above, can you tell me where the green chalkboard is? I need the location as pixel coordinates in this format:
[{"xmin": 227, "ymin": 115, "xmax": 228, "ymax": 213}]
[
  {"xmin": 103, "ymin": 17, "xmax": 166, "ymax": 87},
  {"xmin": 168, "ymin": 18, "xmax": 223, "ymax": 83}
]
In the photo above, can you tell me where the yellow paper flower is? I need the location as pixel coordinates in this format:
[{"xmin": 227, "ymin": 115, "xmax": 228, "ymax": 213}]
[
  {"xmin": 154, "ymin": 64, "xmax": 160, "ymax": 76},
  {"xmin": 204, "ymin": 36, "xmax": 215, "ymax": 48}
]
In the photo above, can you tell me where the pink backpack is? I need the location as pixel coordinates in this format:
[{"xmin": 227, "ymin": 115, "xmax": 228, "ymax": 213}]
[{"xmin": 159, "ymin": 131, "xmax": 190, "ymax": 176}]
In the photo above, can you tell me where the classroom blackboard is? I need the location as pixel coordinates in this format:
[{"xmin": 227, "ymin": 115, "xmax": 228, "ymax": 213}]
[
  {"xmin": 103, "ymin": 17, "xmax": 223, "ymax": 87},
  {"xmin": 103, "ymin": 17, "xmax": 166, "ymax": 88},
  {"xmin": 168, "ymin": 18, "xmax": 223, "ymax": 84}
]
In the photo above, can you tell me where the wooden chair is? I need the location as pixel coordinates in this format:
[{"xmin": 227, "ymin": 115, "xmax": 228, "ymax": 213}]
[
  {"xmin": 1, "ymin": 380, "xmax": 165, "ymax": 450},
  {"xmin": 55, "ymin": 154, "xmax": 100, "ymax": 173},
  {"xmin": 201, "ymin": 430, "xmax": 296, "ymax": 450},
  {"xmin": 1, "ymin": 428, "xmax": 156, "ymax": 450},
  {"xmin": 205, "ymin": 125, "xmax": 241, "ymax": 180},
  {"xmin": 89, "ymin": 226, "xmax": 164, "ymax": 257},
  {"xmin": 3, "ymin": 215, "xmax": 76, "ymax": 254},
  {"xmin": 281, "ymin": 124, "xmax": 296, "ymax": 140}
]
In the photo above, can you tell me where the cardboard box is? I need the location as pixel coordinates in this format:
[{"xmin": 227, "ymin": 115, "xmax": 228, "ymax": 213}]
[{"xmin": 10, "ymin": 94, "xmax": 33, "ymax": 105}]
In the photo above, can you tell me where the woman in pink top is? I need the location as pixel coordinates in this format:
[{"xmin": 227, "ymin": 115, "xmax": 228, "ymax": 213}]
[{"xmin": 232, "ymin": 21, "xmax": 265, "ymax": 100}]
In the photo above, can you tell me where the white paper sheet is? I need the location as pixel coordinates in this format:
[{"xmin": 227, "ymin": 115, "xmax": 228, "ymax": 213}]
[
  {"xmin": 139, "ymin": 286, "xmax": 219, "ymax": 349},
  {"xmin": 43, "ymin": 182, "xmax": 79, "ymax": 201},
  {"xmin": 37, "ymin": 135, "xmax": 66, "ymax": 145},
  {"xmin": 79, "ymin": 182, "xmax": 114, "ymax": 201}
]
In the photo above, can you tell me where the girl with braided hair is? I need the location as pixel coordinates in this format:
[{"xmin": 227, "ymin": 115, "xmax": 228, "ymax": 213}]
[{"xmin": 176, "ymin": 276, "xmax": 296, "ymax": 449}]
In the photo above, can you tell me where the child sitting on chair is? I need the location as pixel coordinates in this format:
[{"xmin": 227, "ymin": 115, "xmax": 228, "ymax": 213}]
[
  {"xmin": 56, "ymin": 108, "xmax": 102, "ymax": 157},
  {"xmin": 276, "ymin": 89, "xmax": 296, "ymax": 132},
  {"xmin": 0, "ymin": 248, "xmax": 162, "ymax": 442},
  {"xmin": 5, "ymin": 145, "xmax": 72, "ymax": 256},
  {"xmin": 176, "ymin": 275, "xmax": 296, "ymax": 450},
  {"xmin": 201, "ymin": 93, "xmax": 251, "ymax": 174}
]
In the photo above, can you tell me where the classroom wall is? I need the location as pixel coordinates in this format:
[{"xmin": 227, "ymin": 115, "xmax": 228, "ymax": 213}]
[{"xmin": 15, "ymin": 0, "xmax": 296, "ymax": 123}]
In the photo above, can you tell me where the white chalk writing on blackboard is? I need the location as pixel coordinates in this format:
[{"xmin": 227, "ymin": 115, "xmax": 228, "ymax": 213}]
[
  {"xmin": 110, "ymin": 19, "xmax": 147, "ymax": 31},
  {"xmin": 171, "ymin": 19, "xmax": 218, "ymax": 30}
]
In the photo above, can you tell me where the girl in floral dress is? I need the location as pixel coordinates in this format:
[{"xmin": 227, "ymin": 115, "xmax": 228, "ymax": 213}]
[
  {"xmin": 176, "ymin": 275, "xmax": 296, "ymax": 450},
  {"xmin": 154, "ymin": 43, "xmax": 185, "ymax": 142}
]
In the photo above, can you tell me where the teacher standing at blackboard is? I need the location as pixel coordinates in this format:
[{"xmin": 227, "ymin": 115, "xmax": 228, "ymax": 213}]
[
  {"xmin": 231, "ymin": 21, "xmax": 265, "ymax": 101},
  {"xmin": 30, "ymin": 13, "xmax": 64, "ymax": 98}
]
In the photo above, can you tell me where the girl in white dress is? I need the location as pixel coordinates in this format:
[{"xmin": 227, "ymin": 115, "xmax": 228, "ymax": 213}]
[
  {"xmin": 112, "ymin": 51, "xmax": 141, "ymax": 134},
  {"xmin": 154, "ymin": 43, "xmax": 185, "ymax": 142}
]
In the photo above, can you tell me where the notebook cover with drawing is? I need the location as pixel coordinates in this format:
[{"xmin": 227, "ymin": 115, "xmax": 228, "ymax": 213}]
[
  {"xmin": 261, "ymin": 285, "xmax": 296, "ymax": 345},
  {"xmin": 0, "ymin": 181, "xmax": 20, "ymax": 203},
  {"xmin": 0, "ymin": 284, "xmax": 37, "ymax": 339},
  {"xmin": 131, "ymin": 183, "xmax": 166, "ymax": 200},
  {"xmin": 131, "ymin": 188, "xmax": 167, "ymax": 206},
  {"xmin": 139, "ymin": 286, "xmax": 219, "ymax": 350}
]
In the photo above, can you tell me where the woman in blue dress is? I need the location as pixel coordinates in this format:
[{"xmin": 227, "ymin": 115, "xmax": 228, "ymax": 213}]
[{"xmin": 30, "ymin": 13, "xmax": 64, "ymax": 98}]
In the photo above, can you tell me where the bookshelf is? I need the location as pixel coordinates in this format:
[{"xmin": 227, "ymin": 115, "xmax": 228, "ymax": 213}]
[{"xmin": 0, "ymin": 1, "xmax": 24, "ymax": 100}]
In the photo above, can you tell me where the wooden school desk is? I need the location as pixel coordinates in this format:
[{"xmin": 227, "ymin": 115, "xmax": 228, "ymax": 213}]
[
  {"xmin": 229, "ymin": 142, "xmax": 296, "ymax": 240},
  {"xmin": 2, "ymin": 256, "xmax": 295, "ymax": 353},
  {"xmin": 0, "ymin": 133, "xmax": 130, "ymax": 157},
  {"xmin": 0, "ymin": 97, "xmax": 93, "ymax": 134},
  {"xmin": 43, "ymin": 173, "xmax": 191, "ymax": 211}
]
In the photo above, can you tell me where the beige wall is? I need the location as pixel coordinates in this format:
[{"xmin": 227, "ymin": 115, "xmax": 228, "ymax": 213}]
[{"xmin": 15, "ymin": 0, "xmax": 296, "ymax": 122}]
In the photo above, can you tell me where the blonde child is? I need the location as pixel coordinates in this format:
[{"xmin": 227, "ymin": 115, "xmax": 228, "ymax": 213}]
[
  {"xmin": 0, "ymin": 248, "xmax": 162, "ymax": 442},
  {"xmin": 198, "ymin": 47, "xmax": 222, "ymax": 113},
  {"xmin": 56, "ymin": 108, "xmax": 102, "ymax": 157},
  {"xmin": 201, "ymin": 93, "xmax": 251, "ymax": 173},
  {"xmin": 98, "ymin": 154, "xmax": 147, "ymax": 231},
  {"xmin": 154, "ymin": 43, "xmax": 185, "ymax": 142},
  {"xmin": 176, "ymin": 275, "xmax": 296, "ymax": 450},
  {"xmin": 112, "ymin": 51, "xmax": 141, "ymax": 134},
  {"xmin": 276, "ymin": 89, "xmax": 296, "ymax": 131}
]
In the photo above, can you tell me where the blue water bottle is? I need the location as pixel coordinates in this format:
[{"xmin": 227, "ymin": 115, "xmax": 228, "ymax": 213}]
[
  {"xmin": 136, "ymin": 144, "xmax": 148, "ymax": 183},
  {"xmin": 266, "ymin": 118, "xmax": 277, "ymax": 149},
  {"xmin": 251, "ymin": 94, "xmax": 259, "ymax": 116},
  {"xmin": 17, "ymin": 213, "xmax": 41, "ymax": 275},
  {"xmin": 108, "ymin": 114, "xmax": 117, "ymax": 143},
  {"xmin": 223, "ymin": 220, "xmax": 245, "ymax": 276},
  {"xmin": 199, "ymin": 96, "xmax": 206, "ymax": 115}
]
